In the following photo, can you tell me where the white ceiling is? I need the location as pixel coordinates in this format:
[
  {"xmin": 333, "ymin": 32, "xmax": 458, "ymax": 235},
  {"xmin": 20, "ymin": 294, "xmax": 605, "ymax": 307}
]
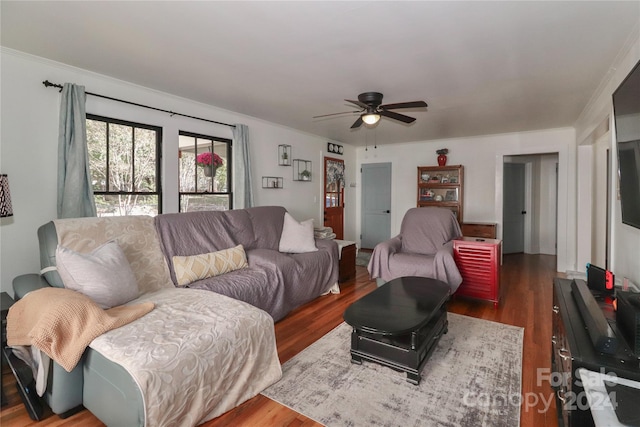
[{"xmin": 1, "ymin": 1, "xmax": 638, "ymax": 146}]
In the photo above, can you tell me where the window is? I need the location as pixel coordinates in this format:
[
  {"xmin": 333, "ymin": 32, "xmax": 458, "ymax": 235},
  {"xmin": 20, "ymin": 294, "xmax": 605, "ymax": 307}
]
[
  {"xmin": 87, "ymin": 115, "xmax": 162, "ymax": 216},
  {"xmin": 178, "ymin": 131, "xmax": 232, "ymax": 212}
]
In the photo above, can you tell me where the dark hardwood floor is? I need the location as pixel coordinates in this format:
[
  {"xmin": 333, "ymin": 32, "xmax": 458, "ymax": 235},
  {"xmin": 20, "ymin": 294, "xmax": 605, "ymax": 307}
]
[{"xmin": 1, "ymin": 253, "xmax": 559, "ymax": 427}]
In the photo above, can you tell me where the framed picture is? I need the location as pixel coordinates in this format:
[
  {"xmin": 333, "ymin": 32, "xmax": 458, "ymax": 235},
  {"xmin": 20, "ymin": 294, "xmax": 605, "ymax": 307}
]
[{"xmin": 445, "ymin": 189, "xmax": 457, "ymax": 201}]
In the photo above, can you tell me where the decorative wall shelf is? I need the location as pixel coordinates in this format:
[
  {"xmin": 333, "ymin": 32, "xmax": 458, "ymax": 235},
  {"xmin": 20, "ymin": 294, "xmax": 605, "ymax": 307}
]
[
  {"xmin": 293, "ymin": 159, "xmax": 312, "ymax": 182},
  {"xmin": 262, "ymin": 176, "xmax": 283, "ymax": 189},
  {"xmin": 278, "ymin": 145, "xmax": 291, "ymax": 166}
]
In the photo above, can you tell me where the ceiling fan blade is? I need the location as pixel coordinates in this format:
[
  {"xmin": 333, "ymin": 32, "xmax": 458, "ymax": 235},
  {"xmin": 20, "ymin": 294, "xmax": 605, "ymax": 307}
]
[
  {"xmin": 380, "ymin": 101, "xmax": 428, "ymax": 110},
  {"xmin": 350, "ymin": 116, "xmax": 364, "ymax": 129},
  {"xmin": 380, "ymin": 110, "xmax": 416, "ymax": 123},
  {"xmin": 312, "ymin": 110, "xmax": 360, "ymax": 119},
  {"xmin": 345, "ymin": 99, "xmax": 368, "ymax": 109}
]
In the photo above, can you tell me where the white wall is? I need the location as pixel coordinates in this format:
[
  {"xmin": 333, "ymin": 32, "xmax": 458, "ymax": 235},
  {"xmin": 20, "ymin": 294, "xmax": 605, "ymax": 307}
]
[
  {"xmin": 0, "ymin": 48, "xmax": 357, "ymax": 296},
  {"xmin": 538, "ymin": 154, "xmax": 558, "ymax": 255},
  {"xmin": 355, "ymin": 127, "xmax": 576, "ymax": 272},
  {"xmin": 592, "ymin": 133, "xmax": 610, "ymax": 267},
  {"xmin": 574, "ymin": 25, "xmax": 640, "ymax": 287}
]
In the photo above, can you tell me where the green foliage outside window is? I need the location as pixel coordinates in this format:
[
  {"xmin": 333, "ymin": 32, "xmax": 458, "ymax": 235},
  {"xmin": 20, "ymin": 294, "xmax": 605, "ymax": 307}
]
[{"xmin": 87, "ymin": 115, "xmax": 161, "ymax": 216}]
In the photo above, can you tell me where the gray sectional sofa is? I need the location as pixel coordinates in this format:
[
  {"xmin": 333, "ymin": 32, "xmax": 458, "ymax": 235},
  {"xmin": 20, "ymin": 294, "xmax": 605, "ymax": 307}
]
[
  {"xmin": 11, "ymin": 206, "xmax": 340, "ymax": 426},
  {"xmin": 154, "ymin": 205, "xmax": 340, "ymax": 321}
]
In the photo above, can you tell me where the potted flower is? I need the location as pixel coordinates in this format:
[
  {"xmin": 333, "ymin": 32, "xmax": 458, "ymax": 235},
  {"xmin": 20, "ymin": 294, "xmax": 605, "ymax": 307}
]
[
  {"xmin": 196, "ymin": 152, "xmax": 224, "ymax": 177},
  {"xmin": 436, "ymin": 148, "xmax": 448, "ymax": 166},
  {"xmin": 300, "ymin": 169, "xmax": 311, "ymax": 181}
]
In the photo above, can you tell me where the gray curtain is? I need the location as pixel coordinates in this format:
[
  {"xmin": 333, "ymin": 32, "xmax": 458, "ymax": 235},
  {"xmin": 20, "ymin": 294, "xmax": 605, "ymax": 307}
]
[
  {"xmin": 232, "ymin": 124, "xmax": 254, "ymax": 209},
  {"xmin": 57, "ymin": 83, "xmax": 97, "ymax": 218}
]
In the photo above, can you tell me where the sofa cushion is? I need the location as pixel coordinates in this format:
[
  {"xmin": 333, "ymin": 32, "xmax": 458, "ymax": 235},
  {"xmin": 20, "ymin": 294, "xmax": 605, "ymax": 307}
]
[
  {"xmin": 56, "ymin": 241, "xmax": 140, "ymax": 309},
  {"xmin": 52, "ymin": 216, "xmax": 175, "ymax": 294},
  {"xmin": 400, "ymin": 207, "xmax": 461, "ymax": 255},
  {"xmin": 155, "ymin": 210, "xmax": 256, "ymax": 285},
  {"xmin": 278, "ymin": 212, "xmax": 318, "ymax": 254},
  {"xmin": 246, "ymin": 206, "xmax": 287, "ymax": 250},
  {"xmin": 172, "ymin": 244, "xmax": 249, "ymax": 286},
  {"xmin": 187, "ymin": 262, "xmax": 287, "ymax": 320}
]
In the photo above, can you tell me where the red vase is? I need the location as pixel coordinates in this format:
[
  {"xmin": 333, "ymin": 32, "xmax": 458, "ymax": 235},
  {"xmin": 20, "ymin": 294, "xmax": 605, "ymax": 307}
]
[{"xmin": 437, "ymin": 154, "xmax": 447, "ymax": 166}]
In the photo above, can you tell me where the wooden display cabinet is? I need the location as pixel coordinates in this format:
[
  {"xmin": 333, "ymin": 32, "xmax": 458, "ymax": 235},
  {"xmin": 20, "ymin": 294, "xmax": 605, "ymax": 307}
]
[{"xmin": 417, "ymin": 165, "xmax": 464, "ymax": 222}]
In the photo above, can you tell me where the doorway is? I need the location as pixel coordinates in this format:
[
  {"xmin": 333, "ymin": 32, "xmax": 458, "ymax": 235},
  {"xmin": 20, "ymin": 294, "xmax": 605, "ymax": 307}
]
[
  {"xmin": 361, "ymin": 162, "xmax": 392, "ymax": 249},
  {"xmin": 502, "ymin": 154, "xmax": 558, "ymax": 256},
  {"xmin": 324, "ymin": 157, "xmax": 345, "ymax": 239},
  {"xmin": 503, "ymin": 163, "xmax": 526, "ymax": 254}
]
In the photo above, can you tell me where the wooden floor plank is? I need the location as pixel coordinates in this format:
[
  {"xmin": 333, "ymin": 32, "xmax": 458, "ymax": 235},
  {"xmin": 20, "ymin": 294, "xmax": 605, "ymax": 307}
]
[{"xmin": 1, "ymin": 253, "xmax": 559, "ymax": 427}]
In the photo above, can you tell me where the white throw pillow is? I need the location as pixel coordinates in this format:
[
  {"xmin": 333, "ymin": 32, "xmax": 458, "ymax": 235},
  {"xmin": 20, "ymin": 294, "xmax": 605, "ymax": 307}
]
[
  {"xmin": 172, "ymin": 244, "xmax": 249, "ymax": 286},
  {"xmin": 56, "ymin": 241, "xmax": 140, "ymax": 309},
  {"xmin": 279, "ymin": 212, "xmax": 318, "ymax": 253}
]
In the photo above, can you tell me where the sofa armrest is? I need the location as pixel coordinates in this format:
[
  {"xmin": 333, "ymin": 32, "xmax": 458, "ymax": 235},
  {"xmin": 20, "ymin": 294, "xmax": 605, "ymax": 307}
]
[
  {"xmin": 438, "ymin": 240, "xmax": 455, "ymax": 256},
  {"xmin": 13, "ymin": 274, "xmax": 50, "ymax": 300},
  {"xmin": 315, "ymin": 238, "xmax": 340, "ymax": 272},
  {"xmin": 314, "ymin": 238, "xmax": 338, "ymax": 254},
  {"xmin": 377, "ymin": 235, "xmax": 403, "ymax": 256},
  {"xmin": 367, "ymin": 235, "xmax": 402, "ymax": 281},
  {"xmin": 46, "ymin": 360, "xmax": 84, "ymax": 415},
  {"xmin": 12, "ymin": 273, "xmax": 84, "ymax": 415},
  {"xmin": 434, "ymin": 240, "xmax": 462, "ymax": 290}
]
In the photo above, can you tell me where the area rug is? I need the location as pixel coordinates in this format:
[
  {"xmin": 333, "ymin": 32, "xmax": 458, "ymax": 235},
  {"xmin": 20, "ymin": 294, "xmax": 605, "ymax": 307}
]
[
  {"xmin": 355, "ymin": 251, "xmax": 371, "ymax": 267},
  {"xmin": 262, "ymin": 313, "xmax": 523, "ymax": 427}
]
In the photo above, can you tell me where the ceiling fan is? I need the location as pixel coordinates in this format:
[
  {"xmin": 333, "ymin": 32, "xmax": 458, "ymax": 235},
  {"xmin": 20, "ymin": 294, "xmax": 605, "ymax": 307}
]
[{"xmin": 313, "ymin": 92, "xmax": 428, "ymax": 129}]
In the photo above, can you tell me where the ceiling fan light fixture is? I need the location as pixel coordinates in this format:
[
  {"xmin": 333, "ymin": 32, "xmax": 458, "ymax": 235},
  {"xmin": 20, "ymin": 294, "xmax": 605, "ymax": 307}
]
[{"xmin": 362, "ymin": 113, "xmax": 380, "ymax": 125}]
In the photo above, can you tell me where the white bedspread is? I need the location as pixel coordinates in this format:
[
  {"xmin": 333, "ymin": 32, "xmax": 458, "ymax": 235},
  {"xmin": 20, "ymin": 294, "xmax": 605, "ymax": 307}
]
[{"xmin": 90, "ymin": 288, "xmax": 282, "ymax": 427}]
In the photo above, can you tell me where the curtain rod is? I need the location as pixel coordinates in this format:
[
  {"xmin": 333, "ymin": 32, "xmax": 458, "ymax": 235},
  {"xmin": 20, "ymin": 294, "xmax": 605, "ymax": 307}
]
[{"xmin": 42, "ymin": 80, "xmax": 235, "ymax": 128}]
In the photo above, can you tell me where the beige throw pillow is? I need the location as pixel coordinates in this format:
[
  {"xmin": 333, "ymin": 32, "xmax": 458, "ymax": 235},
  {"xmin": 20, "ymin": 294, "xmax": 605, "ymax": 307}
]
[
  {"xmin": 172, "ymin": 244, "xmax": 248, "ymax": 286},
  {"xmin": 278, "ymin": 212, "xmax": 318, "ymax": 253},
  {"xmin": 56, "ymin": 241, "xmax": 140, "ymax": 309}
]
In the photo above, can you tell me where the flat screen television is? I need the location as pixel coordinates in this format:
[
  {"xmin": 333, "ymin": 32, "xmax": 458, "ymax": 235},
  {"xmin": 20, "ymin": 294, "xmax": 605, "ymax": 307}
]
[{"xmin": 612, "ymin": 60, "xmax": 640, "ymax": 230}]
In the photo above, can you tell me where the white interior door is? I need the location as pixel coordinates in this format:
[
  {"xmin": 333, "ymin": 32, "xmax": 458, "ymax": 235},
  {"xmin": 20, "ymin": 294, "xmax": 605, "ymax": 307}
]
[
  {"xmin": 503, "ymin": 162, "xmax": 526, "ymax": 254},
  {"xmin": 361, "ymin": 162, "xmax": 391, "ymax": 249}
]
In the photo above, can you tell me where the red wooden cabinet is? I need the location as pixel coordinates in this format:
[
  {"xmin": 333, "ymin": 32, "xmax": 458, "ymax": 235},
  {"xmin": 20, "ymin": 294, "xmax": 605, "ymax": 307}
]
[{"xmin": 453, "ymin": 237, "xmax": 501, "ymax": 308}]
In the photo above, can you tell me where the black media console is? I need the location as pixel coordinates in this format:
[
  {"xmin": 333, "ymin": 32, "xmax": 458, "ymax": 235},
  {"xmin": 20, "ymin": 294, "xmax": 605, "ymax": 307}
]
[{"xmin": 552, "ymin": 278, "xmax": 640, "ymax": 427}]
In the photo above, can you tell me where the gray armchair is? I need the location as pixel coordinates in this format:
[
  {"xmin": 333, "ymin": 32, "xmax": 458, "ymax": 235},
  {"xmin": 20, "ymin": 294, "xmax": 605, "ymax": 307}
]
[{"xmin": 367, "ymin": 207, "xmax": 463, "ymax": 291}]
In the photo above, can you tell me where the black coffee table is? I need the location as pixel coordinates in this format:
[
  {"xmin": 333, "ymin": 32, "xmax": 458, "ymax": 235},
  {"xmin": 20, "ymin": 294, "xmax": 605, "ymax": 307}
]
[{"xmin": 343, "ymin": 276, "xmax": 450, "ymax": 385}]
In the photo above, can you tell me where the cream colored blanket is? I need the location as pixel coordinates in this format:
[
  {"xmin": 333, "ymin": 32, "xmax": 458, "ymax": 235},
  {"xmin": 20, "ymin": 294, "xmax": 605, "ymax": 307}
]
[
  {"xmin": 7, "ymin": 287, "xmax": 154, "ymax": 372},
  {"xmin": 91, "ymin": 288, "xmax": 283, "ymax": 427}
]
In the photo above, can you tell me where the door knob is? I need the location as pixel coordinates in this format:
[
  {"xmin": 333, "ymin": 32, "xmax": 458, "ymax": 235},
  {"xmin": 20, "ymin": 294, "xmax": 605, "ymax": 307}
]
[
  {"xmin": 521, "ymin": 211, "xmax": 527, "ymax": 215},
  {"xmin": 385, "ymin": 210, "xmax": 390, "ymax": 213}
]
